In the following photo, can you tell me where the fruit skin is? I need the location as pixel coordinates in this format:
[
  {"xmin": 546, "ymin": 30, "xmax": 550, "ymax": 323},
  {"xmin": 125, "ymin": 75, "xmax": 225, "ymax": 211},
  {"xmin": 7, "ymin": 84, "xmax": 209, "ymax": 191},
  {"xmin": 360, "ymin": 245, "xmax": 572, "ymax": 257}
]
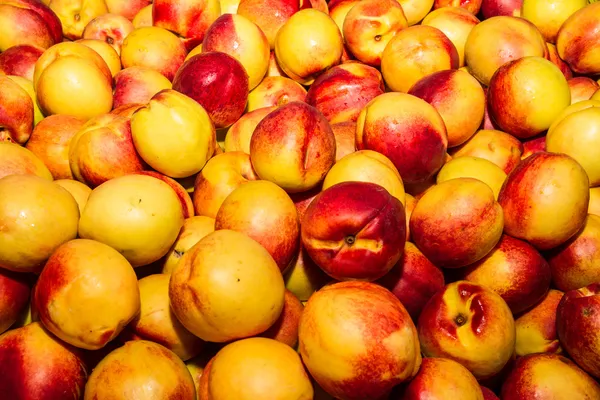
[
  {"xmin": 83, "ymin": 340, "xmax": 196, "ymax": 400},
  {"xmin": 0, "ymin": 45, "xmax": 44, "ymax": 81},
  {"xmin": 450, "ymin": 129, "xmax": 523, "ymax": 174},
  {"xmin": 123, "ymin": 274, "xmax": 203, "ymax": 361},
  {"xmin": 330, "ymin": 121, "xmax": 356, "ymax": 161},
  {"xmin": 457, "ymin": 234, "xmax": 551, "ymax": 314},
  {"xmin": 236, "ymin": 0, "xmax": 299, "ymax": 49},
  {"xmin": 260, "ymin": 289, "xmax": 304, "ymax": 348},
  {"xmin": 0, "ymin": 142, "xmax": 53, "ymax": 181},
  {"xmin": 34, "ymin": 239, "xmax": 140, "ymax": 350},
  {"xmin": 409, "ymin": 69, "xmax": 485, "ymax": 148},
  {"xmin": 162, "ymin": 216, "xmax": 215, "ymax": 274},
  {"xmin": 306, "ymin": 62, "xmax": 385, "ymax": 124},
  {"xmin": 342, "ymin": 0, "xmax": 408, "ymax": 67},
  {"xmin": 436, "ymin": 156, "xmax": 507, "ymax": 200},
  {"xmin": 481, "ymin": 386, "xmax": 499, "ymax": 400},
  {"xmin": 224, "ymin": 106, "xmax": 277, "ymax": 153},
  {"xmin": 54, "ymin": 179, "xmax": 91, "ymax": 215},
  {"xmin": 299, "ymin": 281, "xmax": 421, "ymax": 400},
  {"xmin": 48, "ymin": 0, "xmax": 108, "ymax": 40},
  {"xmin": 302, "ymin": 182, "xmax": 405, "ymax": 281},
  {"xmin": 591, "ymin": 187, "xmax": 600, "ymax": 216},
  {"xmin": 488, "ymin": 56, "xmax": 571, "ymax": 139},
  {"xmin": 0, "ymin": 269, "xmax": 30, "ymax": 334},
  {"xmin": 247, "ymin": 76, "xmax": 307, "ymax": 112},
  {"xmin": 515, "ymin": 289, "xmax": 563, "ymax": 357},
  {"xmin": 169, "ymin": 230, "xmax": 285, "ymax": 343},
  {"xmin": 132, "ymin": 4, "xmax": 153, "ymax": 27},
  {"xmin": 69, "ymin": 114, "xmax": 146, "ymax": 188},
  {"xmin": 120, "ymin": 26, "xmax": 187, "ymax": 81},
  {"xmin": 284, "ymin": 246, "xmax": 330, "ymax": 302},
  {"xmin": 131, "ymin": 89, "xmax": 216, "ymax": 179},
  {"xmin": 481, "ymin": 0, "xmax": 522, "ymax": 19},
  {"xmin": 464, "ymin": 16, "xmax": 547, "ymax": 86},
  {"xmin": 410, "ymin": 178, "xmax": 504, "ymax": 268},
  {"xmin": 418, "ymin": 281, "xmax": 516, "ymax": 380},
  {"xmin": 521, "ymin": 0, "xmax": 587, "ymax": 43},
  {"xmin": 521, "ymin": 135, "xmax": 546, "ymax": 160},
  {"xmin": 396, "ymin": 0, "xmax": 435, "ymax": 26},
  {"xmin": 0, "ymin": 0, "xmax": 62, "ymax": 51},
  {"xmin": 152, "ymin": 0, "xmax": 221, "ymax": 50},
  {"xmin": 133, "ymin": 171, "xmax": 195, "ymax": 219},
  {"xmin": 0, "ymin": 322, "xmax": 87, "ymax": 400},
  {"xmin": 207, "ymin": 337, "xmax": 314, "ymax": 400},
  {"xmin": 202, "ymin": 13, "xmax": 270, "ymax": 90},
  {"xmin": 274, "ymin": 9, "xmax": 343, "ymax": 85},
  {"xmin": 556, "ymin": 283, "xmax": 600, "ymax": 379},
  {"xmin": 569, "ymin": 77, "xmax": 600, "ymax": 104},
  {"xmin": 215, "ymin": 180, "xmax": 300, "ymax": 272},
  {"xmin": 400, "ymin": 357, "xmax": 485, "ymax": 400},
  {"xmin": 377, "ymin": 242, "xmax": 445, "ymax": 321},
  {"xmin": 112, "ymin": 66, "xmax": 172, "ymax": 109},
  {"xmin": 546, "ymin": 106, "xmax": 600, "ymax": 186},
  {"xmin": 433, "ymin": 0, "xmax": 482, "ymax": 14},
  {"xmin": 546, "ymin": 42, "xmax": 573, "ymax": 79},
  {"xmin": 0, "ymin": 75, "xmax": 34, "ymax": 144},
  {"xmin": 356, "ymin": 92, "xmax": 448, "ymax": 185},
  {"xmin": 381, "ymin": 25, "xmax": 459, "ymax": 93},
  {"xmin": 25, "ymin": 114, "xmax": 85, "ymax": 180},
  {"xmin": 173, "ymin": 52, "xmax": 250, "ymax": 129},
  {"xmin": 82, "ymin": 13, "xmax": 135, "ymax": 54},
  {"xmin": 78, "ymin": 174, "xmax": 185, "ymax": 267},
  {"xmin": 500, "ymin": 353, "xmax": 600, "ymax": 399},
  {"xmin": 498, "ymin": 152, "xmax": 589, "ymax": 250},
  {"xmin": 250, "ymin": 101, "xmax": 336, "ymax": 193},
  {"xmin": 193, "ymin": 152, "xmax": 258, "ymax": 218},
  {"xmin": 106, "ymin": 0, "xmax": 152, "ymax": 21},
  {"xmin": 0, "ymin": 175, "xmax": 80, "ymax": 273},
  {"xmin": 556, "ymin": 2, "xmax": 600, "ymax": 75}
]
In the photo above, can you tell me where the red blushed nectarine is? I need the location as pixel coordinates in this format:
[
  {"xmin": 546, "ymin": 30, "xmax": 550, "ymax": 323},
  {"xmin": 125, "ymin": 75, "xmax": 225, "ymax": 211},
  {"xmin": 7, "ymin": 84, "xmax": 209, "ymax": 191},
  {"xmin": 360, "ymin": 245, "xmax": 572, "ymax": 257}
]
[
  {"xmin": 299, "ymin": 281, "xmax": 421, "ymax": 400},
  {"xmin": 450, "ymin": 129, "xmax": 523, "ymax": 174},
  {"xmin": 302, "ymin": 181, "xmax": 406, "ymax": 281},
  {"xmin": 0, "ymin": 44, "xmax": 44, "ymax": 81},
  {"xmin": 0, "ymin": 269, "xmax": 30, "ymax": 334},
  {"xmin": 556, "ymin": 2, "xmax": 600, "ymax": 76},
  {"xmin": 515, "ymin": 289, "xmax": 563, "ymax": 357}
]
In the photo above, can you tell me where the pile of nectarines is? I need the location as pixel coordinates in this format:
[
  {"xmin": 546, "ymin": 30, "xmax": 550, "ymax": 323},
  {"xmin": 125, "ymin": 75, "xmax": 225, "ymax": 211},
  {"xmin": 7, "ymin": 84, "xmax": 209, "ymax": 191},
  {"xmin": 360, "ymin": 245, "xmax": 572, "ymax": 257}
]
[{"xmin": 2, "ymin": 0, "xmax": 600, "ymax": 398}]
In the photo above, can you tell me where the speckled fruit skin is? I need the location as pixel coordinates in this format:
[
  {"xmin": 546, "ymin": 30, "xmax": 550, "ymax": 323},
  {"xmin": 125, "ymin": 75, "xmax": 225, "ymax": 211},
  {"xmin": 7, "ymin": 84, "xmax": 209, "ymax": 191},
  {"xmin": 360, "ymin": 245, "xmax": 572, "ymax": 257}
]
[
  {"xmin": 301, "ymin": 181, "xmax": 406, "ymax": 282},
  {"xmin": 172, "ymin": 52, "xmax": 249, "ymax": 129}
]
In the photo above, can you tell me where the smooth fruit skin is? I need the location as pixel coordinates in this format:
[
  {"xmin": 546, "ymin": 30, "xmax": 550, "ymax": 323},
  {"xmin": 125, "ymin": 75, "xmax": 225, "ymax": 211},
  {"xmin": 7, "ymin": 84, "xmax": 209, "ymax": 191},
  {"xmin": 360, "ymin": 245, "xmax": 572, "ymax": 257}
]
[
  {"xmin": 302, "ymin": 181, "xmax": 406, "ymax": 281},
  {"xmin": 515, "ymin": 289, "xmax": 563, "ymax": 357},
  {"xmin": 450, "ymin": 129, "xmax": 523, "ymax": 174},
  {"xmin": 0, "ymin": 142, "xmax": 53, "ymax": 181},
  {"xmin": 207, "ymin": 337, "xmax": 314, "ymax": 400},
  {"xmin": 0, "ymin": 0, "xmax": 62, "ymax": 51},
  {"xmin": 0, "ymin": 269, "xmax": 30, "ymax": 334},
  {"xmin": 299, "ymin": 281, "xmax": 421, "ymax": 400},
  {"xmin": 521, "ymin": 0, "xmax": 587, "ymax": 43},
  {"xmin": 418, "ymin": 281, "xmax": 516, "ymax": 380},
  {"xmin": 54, "ymin": 179, "xmax": 91, "ymax": 215},
  {"xmin": 498, "ymin": 152, "xmax": 589, "ymax": 250},
  {"xmin": 556, "ymin": 283, "xmax": 600, "ymax": 379},
  {"xmin": 34, "ymin": 239, "xmax": 141, "ymax": 350},
  {"xmin": 410, "ymin": 178, "xmax": 504, "ymax": 268},
  {"xmin": 0, "ymin": 75, "xmax": 34, "ymax": 144},
  {"xmin": 0, "ymin": 175, "xmax": 79, "ymax": 273},
  {"xmin": 556, "ymin": 2, "xmax": 600, "ymax": 75},
  {"xmin": 500, "ymin": 353, "xmax": 600, "ymax": 399},
  {"xmin": 247, "ymin": 76, "xmax": 307, "ymax": 111},
  {"xmin": 82, "ymin": 13, "xmax": 135, "ymax": 54},
  {"xmin": 0, "ymin": 322, "xmax": 87, "ymax": 400},
  {"xmin": 224, "ymin": 106, "xmax": 277, "ymax": 153},
  {"xmin": 84, "ymin": 340, "xmax": 196, "ymax": 400},
  {"xmin": 162, "ymin": 216, "xmax": 215, "ymax": 274},
  {"xmin": 259, "ymin": 289, "xmax": 304, "ymax": 347},
  {"xmin": 0, "ymin": 45, "xmax": 44, "ymax": 81},
  {"xmin": 569, "ymin": 77, "xmax": 600, "ymax": 104},
  {"xmin": 436, "ymin": 156, "xmax": 507, "ymax": 200},
  {"xmin": 112, "ymin": 66, "xmax": 172, "ymax": 109},
  {"xmin": 169, "ymin": 230, "xmax": 285, "ymax": 343}
]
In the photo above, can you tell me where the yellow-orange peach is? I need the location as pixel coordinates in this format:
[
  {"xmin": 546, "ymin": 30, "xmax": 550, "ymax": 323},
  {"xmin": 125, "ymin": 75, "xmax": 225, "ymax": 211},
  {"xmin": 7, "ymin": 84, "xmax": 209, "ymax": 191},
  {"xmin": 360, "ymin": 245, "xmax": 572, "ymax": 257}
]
[
  {"xmin": 546, "ymin": 41, "xmax": 573, "ymax": 79},
  {"xmin": 133, "ymin": 171, "xmax": 195, "ymax": 219},
  {"xmin": 25, "ymin": 115, "xmax": 85, "ymax": 180},
  {"xmin": 34, "ymin": 239, "xmax": 140, "ymax": 350},
  {"xmin": 0, "ymin": 142, "xmax": 53, "ymax": 180},
  {"xmin": 284, "ymin": 246, "xmax": 330, "ymax": 301},
  {"xmin": 237, "ymin": 0, "xmax": 299, "ymax": 48},
  {"xmin": 411, "ymin": 178, "xmax": 504, "ymax": 268},
  {"xmin": 356, "ymin": 92, "xmax": 448, "ymax": 184},
  {"xmin": 162, "ymin": 216, "xmax": 215, "ymax": 274},
  {"xmin": 169, "ymin": 230, "xmax": 285, "ymax": 342},
  {"xmin": 322, "ymin": 150, "xmax": 405, "ymax": 204},
  {"xmin": 224, "ymin": 106, "xmax": 276, "ymax": 153},
  {"xmin": 547, "ymin": 99, "xmax": 600, "ymax": 135},
  {"xmin": 434, "ymin": 0, "xmax": 482, "ymax": 14},
  {"xmin": 120, "ymin": 26, "xmax": 187, "ymax": 81},
  {"xmin": 409, "ymin": 69, "xmax": 485, "ymax": 147},
  {"xmin": 0, "ymin": 75, "xmax": 34, "ymax": 144},
  {"xmin": 515, "ymin": 289, "xmax": 563, "ymax": 356},
  {"xmin": 342, "ymin": 0, "xmax": 408, "ymax": 67},
  {"xmin": 124, "ymin": 274, "xmax": 203, "ymax": 361},
  {"xmin": 76, "ymin": 38, "xmax": 122, "ymax": 77},
  {"xmin": 82, "ymin": 13, "xmax": 135, "ymax": 54},
  {"xmin": 0, "ymin": 0, "xmax": 62, "ymax": 51},
  {"xmin": 299, "ymin": 281, "xmax": 421, "ymax": 400},
  {"xmin": 84, "ymin": 340, "xmax": 196, "ymax": 399},
  {"xmin": 259, "ymin": 289, "xmax": 304, "ymax": 347},
  {"xmin": 274, "ymin": 9, "xmax": 343, "ymax": 85},
  {"xmin": 112, "ymin": 66, "xmax": 172, "ymax": 109},
  {"xmin": 556, "ymin": 2, "xmax": 600, "ymax": 75},
  {"xmin": 48, "ymin": 0, "xmax": 108, "ymax": 40},
  {"xmin": 54, "ymin": 179, "xmax": 92, "ymax": 214},
  {"xmin": 0, "ymin": 322, "xmax": 87, "ymax": 399},
  {"xmin": 397, "ymin": 0, "xmax": 435, "ymax": 25},
  {"xmin": 132, "ymin": 4, "xmax": 153, "ymax": 27},
  {"xmin": 569, "ymin": 77, "xmax": 600, "ymax": 104},
  {"xmin": 192, "ymin": 152, "xmax": 258, "ymax": 218},
  {"xmin": 464, "ymin": 16, "xmax": 547, "ymax": 85},
  {"xmin": 590, "ymin": 187, "xmax": 600, "ymax": 216},
  {"xmin": 0, "ymin": 175, "xmax": 80, "ymax": 273},
  {"xmin": 331, "ymin": 121, "xmax": 356, "ymax": 161},
  {"xmin": 436, "ymin": 156, "xmax": 507, "ymax": 199},
  {"xmin": 418, "ymin": 281, "xmax": 515, "ymax": 379},
  {"xmin": 328, "ymin": 0, "xmax": 360, "ymax": 36},
  {"xmin": 207, "ymin": 337, "xmax": 314, "ymax": 399},
  {"xmin": 521, "ymin": 0, "xmax": 587, "ymax": 43},
  {"xmin": 421, "ymin": 6, "xmax": 480, "ymax": 67},
  {"xmin": 381, "ymin": 25, "xmax": 459, "ymax": 93},
  {"xmin": 450, "ymin": 129, "xmax": 523, "ymax": 174},
  {"xmin": 250, "ymin": 101, "xmax": 336, "ymax": 193},
  {"xmin": 106, "ymin": 0, "xmax": 151, "ymax": 21},
  {"xmin": 247, "ymin": 76, "xmax": 307, "ymax": 112},
  {"xmin": 498, "ymin": 152, "xmax": 589, "ymax": 250}
]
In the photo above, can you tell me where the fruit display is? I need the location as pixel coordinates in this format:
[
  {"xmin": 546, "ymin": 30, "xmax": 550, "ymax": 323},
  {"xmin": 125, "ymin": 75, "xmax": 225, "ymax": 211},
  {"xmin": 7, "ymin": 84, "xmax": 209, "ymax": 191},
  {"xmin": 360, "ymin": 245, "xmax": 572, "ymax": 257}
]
[{"xmin": 3, "ymin": 0, "xmax": 600, "ymax": 399}]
